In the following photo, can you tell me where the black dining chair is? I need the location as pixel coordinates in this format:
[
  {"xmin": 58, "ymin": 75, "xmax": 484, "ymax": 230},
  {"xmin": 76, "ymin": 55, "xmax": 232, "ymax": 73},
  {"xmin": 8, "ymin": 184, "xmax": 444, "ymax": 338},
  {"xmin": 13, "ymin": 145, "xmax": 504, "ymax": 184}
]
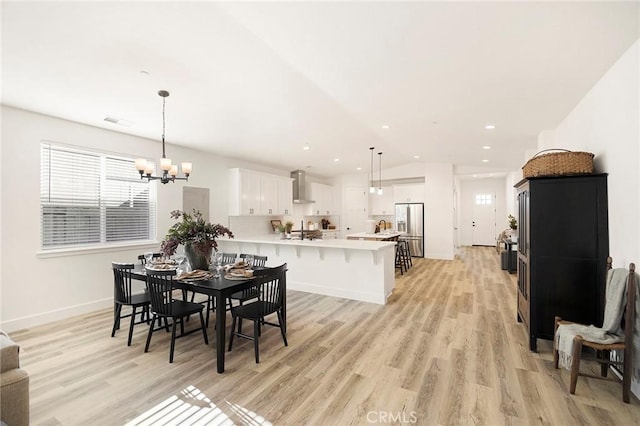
[
  {"xmin": 137, "ymin": 252, "xmax": 162, "ymax": 265},
  {"xmin": 228, "ymin": 263, "xmax": 288, "ymax": 363},
  {"xmin": 144, "ymin": 267, "xmax": 209, "ymax": 363},
  {"xmin": 228, "ymin": 255, "xmax": 268, "ymax": 313},
  {"xmin": 111, "ymin": 262, "xmax": 150, "ymax": 346}
]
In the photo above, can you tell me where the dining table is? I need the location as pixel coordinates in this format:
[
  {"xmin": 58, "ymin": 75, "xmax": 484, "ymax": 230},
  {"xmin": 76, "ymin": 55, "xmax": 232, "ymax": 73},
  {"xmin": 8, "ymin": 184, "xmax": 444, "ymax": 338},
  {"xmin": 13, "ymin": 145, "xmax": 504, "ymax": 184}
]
[{"xmin": 130, "ymin": 265, "xmax": 284, "ymax": 373}]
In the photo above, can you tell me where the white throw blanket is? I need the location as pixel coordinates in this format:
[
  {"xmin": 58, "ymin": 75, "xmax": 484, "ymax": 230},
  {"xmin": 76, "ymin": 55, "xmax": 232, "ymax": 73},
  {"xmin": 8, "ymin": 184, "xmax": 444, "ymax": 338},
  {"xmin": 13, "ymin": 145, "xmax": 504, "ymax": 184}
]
[{"xmin": 555, "ymin": 268, "xmax": 629, "ymax": 370}]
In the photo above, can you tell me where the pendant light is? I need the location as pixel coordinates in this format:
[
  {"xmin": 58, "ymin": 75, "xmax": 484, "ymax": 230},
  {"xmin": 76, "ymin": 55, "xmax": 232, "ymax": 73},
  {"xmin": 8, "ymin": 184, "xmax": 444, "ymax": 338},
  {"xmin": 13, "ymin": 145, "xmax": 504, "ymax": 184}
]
[
  {"xmin": 377, "ymin": 152, "xmax": 383, "ymax": 195},
  {"xmin": 135, "ymin": 90, "xmax": 192, "ymax": 184},
  {"xmin": 369, "ymin": 147, "xmax": 376, "ymax": 193}
]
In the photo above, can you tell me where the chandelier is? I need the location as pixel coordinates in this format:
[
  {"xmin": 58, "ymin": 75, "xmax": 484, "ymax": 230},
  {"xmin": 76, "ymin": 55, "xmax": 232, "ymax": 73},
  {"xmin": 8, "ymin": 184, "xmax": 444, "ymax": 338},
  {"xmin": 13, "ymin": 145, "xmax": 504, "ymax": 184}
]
[{"xmin": 135, "ymin": 90, "xmax": 192, "ymax": 184}]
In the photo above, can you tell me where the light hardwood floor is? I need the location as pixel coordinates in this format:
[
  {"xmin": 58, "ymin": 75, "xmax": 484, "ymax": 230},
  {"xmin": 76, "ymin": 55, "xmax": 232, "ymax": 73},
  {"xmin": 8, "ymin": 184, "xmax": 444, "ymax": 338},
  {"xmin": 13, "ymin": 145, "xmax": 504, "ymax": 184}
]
[{"xmin": 12, "ymin": 247, "xmax": 640, "ymax": 425}]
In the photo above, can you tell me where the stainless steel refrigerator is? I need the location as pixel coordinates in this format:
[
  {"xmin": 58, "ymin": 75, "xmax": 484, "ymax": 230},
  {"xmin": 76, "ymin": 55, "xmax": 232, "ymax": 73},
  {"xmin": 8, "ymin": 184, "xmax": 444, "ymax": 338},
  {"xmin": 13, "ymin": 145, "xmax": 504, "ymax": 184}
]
[{"xmin": 394, "ymin": 203, "xmax": 424, "ymax": 257}]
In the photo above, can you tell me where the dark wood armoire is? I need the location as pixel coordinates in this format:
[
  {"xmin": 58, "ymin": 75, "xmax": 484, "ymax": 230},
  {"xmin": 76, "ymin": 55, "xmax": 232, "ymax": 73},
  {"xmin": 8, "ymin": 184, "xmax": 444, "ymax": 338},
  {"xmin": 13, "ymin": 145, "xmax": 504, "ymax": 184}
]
[{"xmin": 515, "ymin": 174, "xmax": 609, "ymax": 351}]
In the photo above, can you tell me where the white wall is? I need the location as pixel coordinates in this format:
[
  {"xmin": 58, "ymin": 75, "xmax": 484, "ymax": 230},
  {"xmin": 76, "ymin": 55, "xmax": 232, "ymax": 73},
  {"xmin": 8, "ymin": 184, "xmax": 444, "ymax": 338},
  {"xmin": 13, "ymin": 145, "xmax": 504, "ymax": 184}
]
[
  {"xmin": 550, "ymin": 39, "xmax": 640, "ymax": 397},
  {"xmin": 0, "ymin": 106, "xmax": 294, "ymax": 331},
  {"xmin": 553, "ymin": 39, "xmax": 639, "ymax": 269},
  {"xmin": 458, "ymin": 177, "xmax": 507, "ymax": 246},
  {"xmin": 424, "ymin": 163, "xmax": 455, "ymax": 260}
]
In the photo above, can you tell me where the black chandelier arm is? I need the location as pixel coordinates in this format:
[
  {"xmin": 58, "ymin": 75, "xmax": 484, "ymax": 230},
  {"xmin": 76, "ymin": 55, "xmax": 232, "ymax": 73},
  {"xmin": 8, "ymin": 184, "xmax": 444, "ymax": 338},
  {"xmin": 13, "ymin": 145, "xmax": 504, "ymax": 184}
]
[{"xmin": 138, "ymin": 170, "xmax": 190, "ymax": 184}]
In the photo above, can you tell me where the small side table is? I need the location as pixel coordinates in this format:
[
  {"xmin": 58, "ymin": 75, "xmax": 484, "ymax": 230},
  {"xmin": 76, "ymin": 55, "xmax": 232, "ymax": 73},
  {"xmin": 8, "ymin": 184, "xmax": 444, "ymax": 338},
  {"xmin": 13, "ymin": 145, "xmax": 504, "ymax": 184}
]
[{"xmin": 502, "ymin": 239, "xmax": 517, "ymax": 274}]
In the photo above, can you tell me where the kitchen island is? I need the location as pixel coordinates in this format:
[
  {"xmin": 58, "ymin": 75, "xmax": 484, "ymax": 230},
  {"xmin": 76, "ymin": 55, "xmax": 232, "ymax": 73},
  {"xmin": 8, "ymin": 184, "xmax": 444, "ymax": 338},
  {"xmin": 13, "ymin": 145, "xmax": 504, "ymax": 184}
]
[{"xmin": 216, "ymin": 236, "xmax": 396, "ymax": 304}]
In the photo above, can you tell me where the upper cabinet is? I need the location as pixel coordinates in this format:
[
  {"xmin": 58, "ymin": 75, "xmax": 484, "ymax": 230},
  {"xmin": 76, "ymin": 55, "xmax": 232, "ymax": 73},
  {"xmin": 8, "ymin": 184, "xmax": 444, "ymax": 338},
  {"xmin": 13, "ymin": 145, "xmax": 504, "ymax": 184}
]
[
  {"xmin": 229, "ymin": 168, "xmax": 293, "ymax": 216},
  {"xmin": 393, "ymin": 183, "xmax": 425, "ymax": 203},
  {"xmin": 308, "ymin": 182, "xmax": 334, "ymax": 216},
  {"xmin": 369, "ymin": 185, "xmax": 394, "ymax": 215}
]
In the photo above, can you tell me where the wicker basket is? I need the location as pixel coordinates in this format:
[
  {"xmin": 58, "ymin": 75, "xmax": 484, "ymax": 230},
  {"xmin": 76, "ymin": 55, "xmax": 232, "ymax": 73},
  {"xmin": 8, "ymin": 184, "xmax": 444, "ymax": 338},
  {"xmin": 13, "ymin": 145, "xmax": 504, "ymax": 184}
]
[{"xmin": 522, "ymin": 149, "xmax": 594, "ymax": 178}]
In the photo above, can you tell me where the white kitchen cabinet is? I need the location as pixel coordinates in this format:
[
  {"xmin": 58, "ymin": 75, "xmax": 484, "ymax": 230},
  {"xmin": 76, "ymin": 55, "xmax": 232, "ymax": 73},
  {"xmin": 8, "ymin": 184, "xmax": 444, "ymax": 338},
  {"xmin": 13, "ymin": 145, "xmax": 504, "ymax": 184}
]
[
  {"xmin": 229, "ymin": 168, "xmax": 292, "ymax": 216},
  {"xmin": 308, "ymin": 182, "xmax": 334, "ymax": 215},
  {"xmin": 369, "ymin": 185, "xmax": 394, "ymax": 215},
  {"xmin": 393, "ymin": 183, "xmax": 425, "ymax": 203},
  {"xmin": 277, "ymin": 177, "xmax": 293, "ymax": 215}
]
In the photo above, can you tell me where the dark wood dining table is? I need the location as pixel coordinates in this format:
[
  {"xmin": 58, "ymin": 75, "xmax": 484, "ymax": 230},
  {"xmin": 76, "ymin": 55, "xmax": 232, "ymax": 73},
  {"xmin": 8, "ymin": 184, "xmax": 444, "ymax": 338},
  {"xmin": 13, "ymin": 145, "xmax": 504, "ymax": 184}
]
[{"xmin": 131, "ymin": 266, "xmax": 284, "ymax": 373}]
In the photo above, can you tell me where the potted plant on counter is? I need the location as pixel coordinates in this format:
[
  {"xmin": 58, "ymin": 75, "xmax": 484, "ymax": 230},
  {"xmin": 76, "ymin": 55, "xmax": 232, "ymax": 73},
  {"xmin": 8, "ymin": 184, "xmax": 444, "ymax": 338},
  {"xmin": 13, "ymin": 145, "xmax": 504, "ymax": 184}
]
[
  {"xmin": 160, "ymin": 209, "xmax": 234, "ymax": 270},
  {"xmin": 284, "ymin": 221, "xmax": 294, "ymax": 239}
]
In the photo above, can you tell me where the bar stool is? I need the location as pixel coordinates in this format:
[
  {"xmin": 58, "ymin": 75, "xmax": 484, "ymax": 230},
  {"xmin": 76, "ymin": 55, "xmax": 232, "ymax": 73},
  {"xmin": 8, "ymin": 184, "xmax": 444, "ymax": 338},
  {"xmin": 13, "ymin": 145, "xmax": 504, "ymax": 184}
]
[{"xmin": 395, "ymin": 242, "xmax": 407, "ymax": 275}]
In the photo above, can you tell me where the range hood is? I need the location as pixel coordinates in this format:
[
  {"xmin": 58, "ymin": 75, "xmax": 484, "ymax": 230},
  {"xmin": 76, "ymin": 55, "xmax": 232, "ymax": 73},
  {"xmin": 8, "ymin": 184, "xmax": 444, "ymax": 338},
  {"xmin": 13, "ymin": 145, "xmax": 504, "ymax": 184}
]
[{"xmin": 291, "ymin": 170, "xmax": 315, "ymax": 204}]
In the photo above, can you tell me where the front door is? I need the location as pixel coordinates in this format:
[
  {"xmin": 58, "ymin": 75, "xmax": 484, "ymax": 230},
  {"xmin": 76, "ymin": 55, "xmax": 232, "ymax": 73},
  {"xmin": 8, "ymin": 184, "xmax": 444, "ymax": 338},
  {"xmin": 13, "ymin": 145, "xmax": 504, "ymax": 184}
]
[{"xmin": 472, "ymin": 193, "xmax": 496, "ymax": 246}]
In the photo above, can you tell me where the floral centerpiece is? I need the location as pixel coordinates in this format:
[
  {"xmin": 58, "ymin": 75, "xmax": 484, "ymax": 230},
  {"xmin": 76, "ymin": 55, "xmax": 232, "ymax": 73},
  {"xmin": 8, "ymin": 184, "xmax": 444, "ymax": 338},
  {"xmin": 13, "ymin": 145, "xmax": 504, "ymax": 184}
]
[{"xmin": 160, "ymin": 210, "xmax": 233, "ymax": 270}]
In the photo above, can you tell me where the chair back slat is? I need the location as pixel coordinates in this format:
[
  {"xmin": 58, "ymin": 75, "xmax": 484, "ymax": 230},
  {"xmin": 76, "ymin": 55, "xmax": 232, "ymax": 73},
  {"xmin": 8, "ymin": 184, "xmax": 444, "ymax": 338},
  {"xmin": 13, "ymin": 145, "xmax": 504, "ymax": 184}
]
[
  {"xmin": 112, "ymin": 262, "xmax": 135, "ymax": 304},
  {"xmin": 145, "ymin": 268, "xmax": 176, "ymax": 316},
  {"xmin": 138, "ymin": 253, "xmax": 162, "ymax": 264},
  {"xmin": 623, "ymin": 263, "xmax": 636, "ymax": 348}
]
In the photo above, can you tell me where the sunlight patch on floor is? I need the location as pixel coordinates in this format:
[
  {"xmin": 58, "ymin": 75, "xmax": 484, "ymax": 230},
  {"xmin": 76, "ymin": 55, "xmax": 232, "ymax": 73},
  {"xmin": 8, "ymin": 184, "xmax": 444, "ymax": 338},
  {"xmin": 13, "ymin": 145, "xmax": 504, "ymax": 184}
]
[{"xmin": 124, "ymin": 385, "xmax": 272, "ymax": 425}]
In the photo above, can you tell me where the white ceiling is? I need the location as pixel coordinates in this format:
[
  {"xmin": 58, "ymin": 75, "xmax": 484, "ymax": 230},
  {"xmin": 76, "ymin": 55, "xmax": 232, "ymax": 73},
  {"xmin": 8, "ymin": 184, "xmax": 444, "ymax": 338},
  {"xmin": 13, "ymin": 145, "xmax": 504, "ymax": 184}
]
[{"xmin": 2, "ymin": 1, "xmax": 638, "ymax": 177}]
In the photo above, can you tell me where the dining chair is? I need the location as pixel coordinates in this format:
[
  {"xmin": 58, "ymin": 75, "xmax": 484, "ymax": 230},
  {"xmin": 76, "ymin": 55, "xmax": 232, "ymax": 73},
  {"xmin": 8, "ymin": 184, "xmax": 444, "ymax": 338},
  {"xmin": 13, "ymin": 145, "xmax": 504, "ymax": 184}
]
[
  {"xmin": 144, "ymin": 267, "xmax": 209, "ymax": 363},
  {"xmin": 228, "ymin": 263, "xmax": 288, "ymax": 363},
  {"xmin": 111, "ymin": 262, "xmax": 150, "ymax": 346},
  {"xmin": 221, "ymin": 252, "xmax": 238, "ymax": 266},
  {"xmin": 137, "ymin": 252, "xmax": 162, "ymax": 265},
  {"xmin": 228, "ymin": 255, "xmax": 269, "ymax": 314}
]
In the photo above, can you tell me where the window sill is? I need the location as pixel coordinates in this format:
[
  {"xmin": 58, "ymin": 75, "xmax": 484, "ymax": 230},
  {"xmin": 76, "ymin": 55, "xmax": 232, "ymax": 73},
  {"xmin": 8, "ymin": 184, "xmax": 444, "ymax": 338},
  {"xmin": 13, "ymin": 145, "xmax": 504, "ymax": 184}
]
[{"xmin": 37, "ymin": 241, "xmax": 161, "ymax": 258}]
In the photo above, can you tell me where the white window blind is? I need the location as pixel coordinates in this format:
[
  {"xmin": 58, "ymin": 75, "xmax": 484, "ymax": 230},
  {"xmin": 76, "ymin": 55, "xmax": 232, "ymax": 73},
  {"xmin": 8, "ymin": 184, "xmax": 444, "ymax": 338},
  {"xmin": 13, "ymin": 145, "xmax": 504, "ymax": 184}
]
[{"xmin": 41, "ymin": 143, "xmax": 157, "ymax": 249}]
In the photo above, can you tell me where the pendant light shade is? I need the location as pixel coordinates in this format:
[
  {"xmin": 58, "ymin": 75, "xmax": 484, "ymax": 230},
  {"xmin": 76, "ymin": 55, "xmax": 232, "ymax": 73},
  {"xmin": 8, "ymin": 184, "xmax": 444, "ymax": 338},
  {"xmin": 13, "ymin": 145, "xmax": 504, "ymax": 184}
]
[
  {"xmin": 135, "ymin": 90, "xmax": 192, "ymax": 184},
  {"xmin": 377, "ymin": 152, "xmax": 383, "ymax": 195},
  {"xmin": 369, "ymin": 147, "xmax": 376, "ymax": 193}
]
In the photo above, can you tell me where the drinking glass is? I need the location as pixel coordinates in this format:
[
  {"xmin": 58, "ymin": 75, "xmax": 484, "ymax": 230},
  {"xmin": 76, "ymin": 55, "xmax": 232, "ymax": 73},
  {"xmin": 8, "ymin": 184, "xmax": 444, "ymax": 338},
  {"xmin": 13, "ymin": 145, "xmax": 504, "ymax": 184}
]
[
  {"xmin": 175, "ymin": 255, "xmax": 187, "ymax": 276},
  {"xmin": 213, "ymin": 252, "xmax": 223, "ymax": 278},
  {"xmin": 245, "ymin": 254, "xmax": 254, "ymax": 268},
  {"xmin": 144, "ymin": 252, "xmax": 154, "ymax": 264}
]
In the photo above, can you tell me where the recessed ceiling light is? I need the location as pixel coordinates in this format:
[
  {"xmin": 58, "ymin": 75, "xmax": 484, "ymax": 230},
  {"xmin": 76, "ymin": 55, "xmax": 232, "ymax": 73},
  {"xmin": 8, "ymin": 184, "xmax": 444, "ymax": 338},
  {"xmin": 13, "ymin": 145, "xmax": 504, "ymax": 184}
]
[
  {"xmin": 413, "ymin": 155, "xmax": 420, "ymax": 159},
  {"xmin": 482, "ymin": 145, "xmax": 491, "ymax": 150},
  {"xmin": 473, "ymin": 174, "xmax": 478, "ymax": 178},
  {"xmin": 482, "ymin": 159, "xmax": 489, "ymax": 163},
  {"xmin": 381, "ymin": 124, "xmax": 390, "ymax": 129},
  {"xmin": 303, "ymin": 145, "xmax": 310, "ymax": 151},
  {"xmin": 356, "ymin": 166, "xmax": 362, "ymax": 171},
  {"xmin": 485, "ymin": 124, "xmax": 495, "ymax": 130},
  {"xmin": 333, "ymin": 158, "xmax": 340, "ymax": 162}
]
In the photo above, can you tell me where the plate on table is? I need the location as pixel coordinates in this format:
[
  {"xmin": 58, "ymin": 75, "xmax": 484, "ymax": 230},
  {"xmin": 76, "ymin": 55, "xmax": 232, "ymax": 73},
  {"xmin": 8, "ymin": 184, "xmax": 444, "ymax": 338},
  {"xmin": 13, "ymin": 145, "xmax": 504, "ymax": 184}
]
[
  {"xmin": 146, "ymin": 264, "xmax": 178, "ymax": 271},
  {"xmin": 224, "ymin": 274, "xmax": 255, "ymax": 281},
  {"xmin": 231, "ymin": 261, "xmax": 249, "ymax": 269},
  {"xmin": 230, "ymin": 269, "xmax": 253, "ymax": 278}
]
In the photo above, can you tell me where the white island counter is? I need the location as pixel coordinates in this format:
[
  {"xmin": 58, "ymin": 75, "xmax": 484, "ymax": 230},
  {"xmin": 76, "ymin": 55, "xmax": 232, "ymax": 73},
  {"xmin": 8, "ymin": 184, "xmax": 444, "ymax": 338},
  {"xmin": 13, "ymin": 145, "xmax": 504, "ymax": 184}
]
[{"xmin": 216, "ymin": 236, "xmax": 396, "ymax": 304}]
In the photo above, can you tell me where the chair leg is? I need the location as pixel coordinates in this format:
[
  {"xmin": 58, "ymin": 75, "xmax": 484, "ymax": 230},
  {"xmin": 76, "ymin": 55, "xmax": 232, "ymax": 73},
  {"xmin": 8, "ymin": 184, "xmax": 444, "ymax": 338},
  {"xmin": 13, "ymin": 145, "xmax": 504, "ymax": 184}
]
[
  {"xmin": 199, "ymin": 311, "xmax": 209, "ymax": 345},
  {"xmin": 622, "ymin": 348, "xmax": 631, "ymax": 403},
  {"xmin": 569, "ymin": 336, "xmax": 583, "ymax": 394},
  {"xmin": 111, "ymin": 304, "xmax": 122, "ymax": 337},
  {"xmin": 238, "ymin": 317, "xmax": 244, "ymax": 335},
  {"xmin": 254, "ymin": 320, "xmax": 260, "ymax": 363},
  {"xmin": 169, "ymin": 319, "xmax": 177, "ymax": 363},
  {"xmin": 553, "ymin": 316, "xmax": 561, "ymax": 369},
  {"xmin": 127, "ymin": 306, "xmax": 137, "ymax": 346},
  {"xmin": 228, "ymin": 316, "xmax": 237, "ymax": 351},
  {"xmin": 277, "ymin": 310, "xmax": 288, "ymax": 346},
  {"xmin": 599, "ymin": 349, "xmax": 610, "ymax": 377},
  {"xmin": 144, "ymin": 316, "xmax": 156, "ymax": 353}
]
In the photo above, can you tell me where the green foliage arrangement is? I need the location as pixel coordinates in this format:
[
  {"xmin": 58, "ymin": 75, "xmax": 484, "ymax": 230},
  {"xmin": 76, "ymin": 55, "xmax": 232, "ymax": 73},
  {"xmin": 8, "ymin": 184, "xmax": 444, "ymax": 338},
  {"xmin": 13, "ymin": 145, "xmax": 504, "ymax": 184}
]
[
  {"xmin": 508, "ymin": 214, "xmax": 517, "ymax": 230},
  {"xmin": 161, "ymin": 209, "xmax": 233, "ymax": 257}
]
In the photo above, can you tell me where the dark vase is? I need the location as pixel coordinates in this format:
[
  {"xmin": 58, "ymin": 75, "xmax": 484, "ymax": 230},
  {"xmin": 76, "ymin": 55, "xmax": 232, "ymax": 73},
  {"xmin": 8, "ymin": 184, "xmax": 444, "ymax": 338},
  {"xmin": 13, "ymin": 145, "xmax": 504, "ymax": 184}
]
[{"xmin": 184, "ymin": 242, "xmax": 212, "ymax": 270}]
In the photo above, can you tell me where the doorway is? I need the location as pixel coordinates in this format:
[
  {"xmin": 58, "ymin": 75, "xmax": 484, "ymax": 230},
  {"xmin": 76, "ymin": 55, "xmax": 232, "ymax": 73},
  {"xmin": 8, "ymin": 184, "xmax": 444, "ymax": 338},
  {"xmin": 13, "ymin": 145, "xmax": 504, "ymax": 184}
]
[{"xmin": 472, "ymin": 193, "xmax": 496, "ymax": 246}]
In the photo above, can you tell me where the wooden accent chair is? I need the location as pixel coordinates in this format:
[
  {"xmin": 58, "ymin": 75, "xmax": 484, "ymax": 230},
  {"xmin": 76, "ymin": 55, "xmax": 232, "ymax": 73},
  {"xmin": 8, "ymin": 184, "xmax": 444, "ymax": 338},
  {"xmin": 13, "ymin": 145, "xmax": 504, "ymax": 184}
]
[
  {"xmin": 553, "ymin": 257, "xmax": 636, "ymax": 403},
  {"xmin": 144, "ymin": 268, "xmax": 209, "ymax": 363},
  {"xmin": 228, "ymin": 264, "xmax": 288, "ymax": 363},
  {"xmin": 111, "ymin": 262, "xmax": 150, "ymax": 346}
]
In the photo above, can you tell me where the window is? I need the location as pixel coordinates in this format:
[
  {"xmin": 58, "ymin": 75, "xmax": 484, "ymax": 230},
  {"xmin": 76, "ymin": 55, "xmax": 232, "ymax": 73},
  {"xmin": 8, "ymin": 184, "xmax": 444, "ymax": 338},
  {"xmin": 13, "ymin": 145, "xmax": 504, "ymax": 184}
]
[
  {"xmin": 475, "ymin": 194, "xmax": 493, "ymax": 205},
  {"xmin": 41, "ymin": 142, "xmax": 157, "ymax": 250}
]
